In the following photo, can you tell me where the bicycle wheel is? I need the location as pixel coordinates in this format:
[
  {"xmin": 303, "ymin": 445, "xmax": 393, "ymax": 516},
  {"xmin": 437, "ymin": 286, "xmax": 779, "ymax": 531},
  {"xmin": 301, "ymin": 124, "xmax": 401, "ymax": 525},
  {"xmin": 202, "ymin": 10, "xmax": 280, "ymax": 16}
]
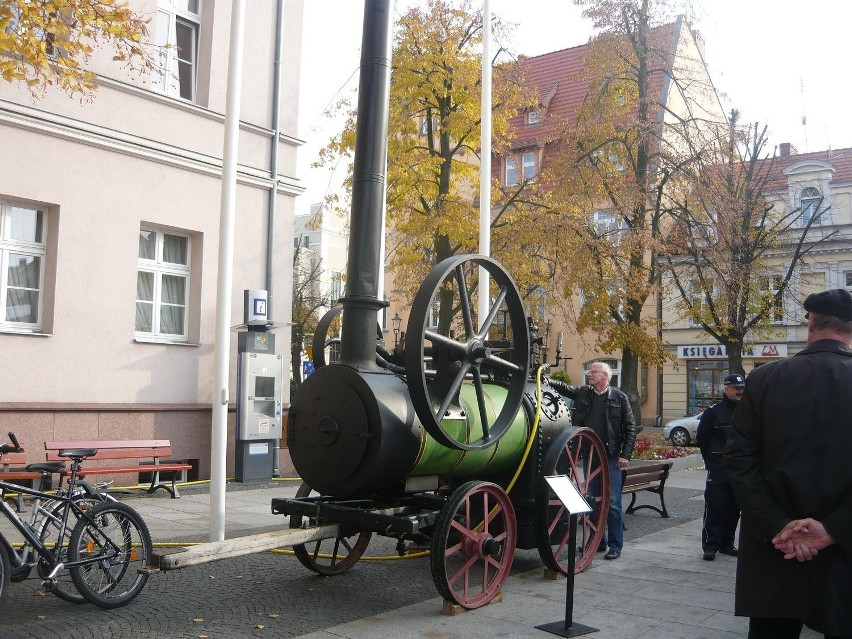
[
  {"xmin": 68, "ymin": 501, "xmax": 152, "ymax": 608},
  {"xmin": 38, "ymin": 494, "xmax": 112, "ymax": 603},
  {"xmin": 0, "ymin": 538, "xmax": 10, "ymax": 605}
]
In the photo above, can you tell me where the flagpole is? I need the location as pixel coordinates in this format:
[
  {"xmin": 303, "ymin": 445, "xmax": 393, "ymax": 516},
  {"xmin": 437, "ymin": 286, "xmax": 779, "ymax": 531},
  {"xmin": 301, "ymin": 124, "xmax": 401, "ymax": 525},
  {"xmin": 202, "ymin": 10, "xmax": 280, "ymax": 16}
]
[{"xmin": 478, "ymin": 0, "xmax": 492, "ymax": 329}]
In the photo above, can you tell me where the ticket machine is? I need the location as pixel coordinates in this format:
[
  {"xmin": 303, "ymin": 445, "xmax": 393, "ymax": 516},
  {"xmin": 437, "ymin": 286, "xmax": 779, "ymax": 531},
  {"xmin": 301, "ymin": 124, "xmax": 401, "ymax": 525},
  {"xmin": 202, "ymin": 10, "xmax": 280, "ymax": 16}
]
[{"xmin": 235, "ymin": 289, "xmax": 283, "ymax": 482}]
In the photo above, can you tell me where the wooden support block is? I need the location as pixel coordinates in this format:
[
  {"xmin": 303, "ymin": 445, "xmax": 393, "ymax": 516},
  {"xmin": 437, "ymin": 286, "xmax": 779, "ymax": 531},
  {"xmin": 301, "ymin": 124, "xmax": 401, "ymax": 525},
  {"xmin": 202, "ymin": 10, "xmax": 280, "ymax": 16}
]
[
  {"xmin": 543, "ymin": 568, "xmax": 565, "ymax": 581},
  {"xmin": 441, "ymin": 591, "xmax": 504, "ymax": 616}
]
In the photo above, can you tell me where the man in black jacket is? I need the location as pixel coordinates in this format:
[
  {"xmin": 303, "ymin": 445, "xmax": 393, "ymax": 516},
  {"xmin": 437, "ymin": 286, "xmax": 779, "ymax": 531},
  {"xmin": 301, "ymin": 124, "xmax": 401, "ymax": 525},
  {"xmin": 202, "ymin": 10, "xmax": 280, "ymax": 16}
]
[
  {"xmin": 696, "ymin": 373, "xmax": 743, "ymax": 561},
  {"xmin": 552, "ymin": 361, "xmax": 636, "ymax": 559},
  {"xmin": 726, "ymin": 289, "xmax": 852, "ymax": 639}
]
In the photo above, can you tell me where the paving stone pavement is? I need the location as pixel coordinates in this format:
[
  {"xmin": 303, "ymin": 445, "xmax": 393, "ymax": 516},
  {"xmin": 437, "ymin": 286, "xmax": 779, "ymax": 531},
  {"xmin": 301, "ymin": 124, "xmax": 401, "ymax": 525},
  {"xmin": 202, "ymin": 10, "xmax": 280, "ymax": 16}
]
[{"xmin": 0, "ymin": 461, "xmax": 822, "ymax": 639}]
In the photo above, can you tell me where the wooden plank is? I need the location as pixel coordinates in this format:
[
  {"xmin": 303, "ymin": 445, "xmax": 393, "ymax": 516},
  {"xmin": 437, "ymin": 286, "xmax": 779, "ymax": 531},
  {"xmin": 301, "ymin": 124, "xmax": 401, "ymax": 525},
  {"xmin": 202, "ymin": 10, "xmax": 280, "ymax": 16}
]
[
  {"xmin": 0, "ymin": 472, "xmax": 42, "ymax": 481},
  {"xmin": 47, "ymin": 448, "xmax": 174, "ymax": 462},
  {"xmin": 624, "ymin": 472, "xmax": 664, "ymax": 486},
  {"xmin": 1, "ymin": 452, "xmax": 28, "ymax": 466},
  {"xmin": 155, "ymin": 524, "xmax": 341, "ymax": 570},
  {"xmin": 45, "ymin": 440, "xmax": 171, "ymax": 450},
  {"xmin": 70, "ymin": 463, "xmax": 191, "ymax": 476}
]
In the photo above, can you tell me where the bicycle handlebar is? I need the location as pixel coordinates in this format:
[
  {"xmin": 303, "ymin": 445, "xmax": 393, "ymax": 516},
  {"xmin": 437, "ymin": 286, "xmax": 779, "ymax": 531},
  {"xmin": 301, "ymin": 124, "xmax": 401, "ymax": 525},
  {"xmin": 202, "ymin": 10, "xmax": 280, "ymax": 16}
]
[{"xmin": 0, "ymin": 431, "xmax": 24, "ymax": 454}]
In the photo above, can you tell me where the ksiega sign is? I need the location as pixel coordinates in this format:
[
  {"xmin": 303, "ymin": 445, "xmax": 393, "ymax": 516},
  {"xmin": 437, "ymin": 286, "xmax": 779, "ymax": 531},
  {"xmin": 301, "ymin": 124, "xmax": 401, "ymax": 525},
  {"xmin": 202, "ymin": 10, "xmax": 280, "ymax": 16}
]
[{"xmin": 678, "ymin": 344, "xmax": 787, "ymax": 359}]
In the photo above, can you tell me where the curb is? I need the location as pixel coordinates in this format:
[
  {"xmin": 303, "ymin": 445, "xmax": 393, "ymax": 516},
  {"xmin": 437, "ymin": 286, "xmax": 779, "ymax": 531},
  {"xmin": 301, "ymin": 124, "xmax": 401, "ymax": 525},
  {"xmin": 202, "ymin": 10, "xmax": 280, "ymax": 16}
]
[{"xmin": 669, "ymin": 452, "xmax": 703, "ymax": 472}]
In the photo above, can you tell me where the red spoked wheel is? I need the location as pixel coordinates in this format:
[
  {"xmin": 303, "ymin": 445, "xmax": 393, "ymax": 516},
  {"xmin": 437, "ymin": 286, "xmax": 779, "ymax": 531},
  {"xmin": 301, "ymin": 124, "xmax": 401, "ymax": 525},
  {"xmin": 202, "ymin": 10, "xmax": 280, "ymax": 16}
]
[
  {"xmin": 430, "ymin": 481, "xmax": 517, "ymax": 609},
  {"xmin": 288, "ymin": 482, "xmax": 372, "ymax": 575},
  {"xmin": 536, "ymin": 427, "xmax": 609, "ymax": 574}
]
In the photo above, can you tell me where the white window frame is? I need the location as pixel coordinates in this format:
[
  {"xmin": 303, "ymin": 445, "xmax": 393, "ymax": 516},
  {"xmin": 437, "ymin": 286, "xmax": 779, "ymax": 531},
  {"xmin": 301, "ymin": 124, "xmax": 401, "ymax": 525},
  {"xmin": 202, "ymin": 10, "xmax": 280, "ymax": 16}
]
[
  {"xmin": 590, "ymin": 209, "xmax": 625, "ymax": 241},
  {"xmin": 527, "ymin": 110, "xmax": 540, "ymax": 125},
  {"xmin": 420, "ymin": 116, "xmax": 438, "ymax": 136},
  {"xmin": 329, "ymin": 271, "xmax": 344, "ymax": 303},
  {"xmin": 522, "ymin": 151, "xmax": 536, "ymax": 180},
  {"xmin": 687, "ymin": 277, "xmax": 711, "ymax": 328},
  {"xmin": 0, "ymin": 202, "xmax": 46, "ymax": 332},
  {"xmin": 800, "ymin": 186, "xmax": 821, "ymax": 226},
  {"xmin": 506, "ymin": 152, "xmax": 536, "ymax": 186},
  {"xmin": 505, "ymin": 156, "xmax": 518, "ymax": 186},
  {"xmin": 760, "ymin": 274, "xmax": 784, "ymax": 323},
  {"xmin": 136, "ymin": 228, "xmax": 191, "ymax": 342},
  {"xmin": 426, "ymin": 301, "xmax": 441, "ymax": 329},
  {"xmin": 153, "ymin": 0, "xmax": 201, "ymax": 101}
]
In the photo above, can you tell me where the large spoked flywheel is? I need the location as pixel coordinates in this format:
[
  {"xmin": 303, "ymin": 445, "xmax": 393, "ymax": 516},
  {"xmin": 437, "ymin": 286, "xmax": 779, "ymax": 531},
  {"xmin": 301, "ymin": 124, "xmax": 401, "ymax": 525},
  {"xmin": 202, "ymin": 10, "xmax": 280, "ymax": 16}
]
[
  {"xmin": 405, "ymin": 255, "xmax": 529, "ymax": 451},
  {"xmin": 536, "ymin": 427, "xmax": 609, "ymax": 574}
]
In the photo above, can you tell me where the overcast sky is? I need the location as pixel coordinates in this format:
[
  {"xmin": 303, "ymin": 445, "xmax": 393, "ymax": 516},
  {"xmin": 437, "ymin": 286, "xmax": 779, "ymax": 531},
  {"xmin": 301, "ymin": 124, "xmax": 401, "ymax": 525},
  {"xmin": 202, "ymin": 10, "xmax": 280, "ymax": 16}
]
[{"xmin": 296, "ymin": 1, "xmax": 852, "ymax": 214}]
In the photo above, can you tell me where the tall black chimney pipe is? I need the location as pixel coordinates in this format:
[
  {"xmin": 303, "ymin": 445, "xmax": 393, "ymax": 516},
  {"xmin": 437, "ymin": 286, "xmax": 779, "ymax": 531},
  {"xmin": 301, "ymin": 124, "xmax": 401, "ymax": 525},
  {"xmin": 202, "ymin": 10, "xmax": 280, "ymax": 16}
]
[{"xmin": 338, "ymin": 0, "xmax": 393, "ymax": 370}]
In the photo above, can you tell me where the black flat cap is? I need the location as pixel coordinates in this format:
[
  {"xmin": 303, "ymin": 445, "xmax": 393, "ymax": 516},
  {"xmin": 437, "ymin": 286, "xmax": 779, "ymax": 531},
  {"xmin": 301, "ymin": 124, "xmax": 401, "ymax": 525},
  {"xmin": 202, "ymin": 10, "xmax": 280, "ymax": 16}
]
[
  {"xmin": 804, "ymin": 288, "xmax": 852, "ymax": 321},
  {"xmin": 724, "ymin": 374, "xmax": 745, "ymax": 387}
]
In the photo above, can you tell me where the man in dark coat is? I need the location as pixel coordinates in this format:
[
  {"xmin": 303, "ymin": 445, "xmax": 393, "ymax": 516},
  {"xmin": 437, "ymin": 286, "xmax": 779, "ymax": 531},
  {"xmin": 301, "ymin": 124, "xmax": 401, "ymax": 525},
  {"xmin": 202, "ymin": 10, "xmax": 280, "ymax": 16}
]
[
  {"xmin": 696, "ymin": 373, "xmax": 743, "ymax": 561},
  {"xmin": 550, "ymin": 361, "xmax": 636, "ymax": 560},
  {"xmin": 725, "ymin": 288, "xmax": 852, "ymax": 639}
]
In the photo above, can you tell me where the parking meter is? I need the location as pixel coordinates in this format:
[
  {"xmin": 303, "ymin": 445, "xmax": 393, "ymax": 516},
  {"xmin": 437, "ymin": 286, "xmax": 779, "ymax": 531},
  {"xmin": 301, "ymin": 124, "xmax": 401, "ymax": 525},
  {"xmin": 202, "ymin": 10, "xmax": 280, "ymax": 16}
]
[{"xmin": 235, "ymin": 290, "xmax": 283, "ymax": 482}]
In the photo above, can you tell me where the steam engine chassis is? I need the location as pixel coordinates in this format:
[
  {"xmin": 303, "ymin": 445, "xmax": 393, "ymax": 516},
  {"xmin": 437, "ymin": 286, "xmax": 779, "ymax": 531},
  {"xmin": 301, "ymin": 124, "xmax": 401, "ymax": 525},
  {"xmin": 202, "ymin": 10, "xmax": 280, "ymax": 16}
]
[
  {"xmin": 271, "ymin": 0, "xmax": 609, "ymax": 610},
  {"xmin": 272, "ymin": 255, "xmax": 611, "ymax": 610}
]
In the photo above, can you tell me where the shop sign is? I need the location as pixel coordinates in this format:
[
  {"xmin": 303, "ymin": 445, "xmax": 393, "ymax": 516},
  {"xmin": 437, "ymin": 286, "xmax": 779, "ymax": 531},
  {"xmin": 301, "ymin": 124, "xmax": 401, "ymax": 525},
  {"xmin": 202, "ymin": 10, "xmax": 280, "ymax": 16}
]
[
  {"xmin": 746, "ymin": 343, "xmax": 788, "ymax": 358},
  {"xmin": 678, "ymin": 344, "xmax": 729, "ymax": 359},
  {"xmin": 678, "ymin": 343, "xmax": 787, "ymax": 359}
]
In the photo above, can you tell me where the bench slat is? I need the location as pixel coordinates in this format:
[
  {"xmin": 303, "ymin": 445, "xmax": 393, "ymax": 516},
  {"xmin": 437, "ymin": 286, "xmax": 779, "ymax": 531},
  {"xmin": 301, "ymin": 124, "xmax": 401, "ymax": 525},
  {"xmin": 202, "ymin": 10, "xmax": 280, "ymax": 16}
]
[
  {"xmin": 45, "ymin": 440, "xmax": 171, "ymax": 450},
  {"xmin": 1, "ymin": 452, "xmax": 28, "ymax": 465},
  {"xmin": 0, "ymin": 471, "xmax": 43, "ymax": 481},
  {"xmin": 46, "ymin": 448, "xmax": 174, "ymax": 462},
  {"xmin": 68, "ymin": 464, "xmax": 191, "ymax": 477},
  {"xmin": 624, "ymin": 471, "xmax": 667, "ymax": 486}
]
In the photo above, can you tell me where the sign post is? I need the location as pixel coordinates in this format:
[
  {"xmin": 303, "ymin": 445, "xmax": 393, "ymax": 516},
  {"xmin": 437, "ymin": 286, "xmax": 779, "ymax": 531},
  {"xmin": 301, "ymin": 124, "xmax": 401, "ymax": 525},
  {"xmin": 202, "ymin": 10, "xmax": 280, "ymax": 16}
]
[{"xmin": 535, "ymin": 475, "xmax": 598, "ymax": 637}]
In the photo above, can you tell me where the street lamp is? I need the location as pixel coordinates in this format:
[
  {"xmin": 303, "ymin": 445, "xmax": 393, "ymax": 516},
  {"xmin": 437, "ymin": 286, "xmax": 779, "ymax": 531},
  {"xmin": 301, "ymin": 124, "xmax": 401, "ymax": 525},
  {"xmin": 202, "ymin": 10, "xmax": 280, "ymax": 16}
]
[{"xmin": 392, "ymin": 312, "xmax": 402, "ymax": 347}]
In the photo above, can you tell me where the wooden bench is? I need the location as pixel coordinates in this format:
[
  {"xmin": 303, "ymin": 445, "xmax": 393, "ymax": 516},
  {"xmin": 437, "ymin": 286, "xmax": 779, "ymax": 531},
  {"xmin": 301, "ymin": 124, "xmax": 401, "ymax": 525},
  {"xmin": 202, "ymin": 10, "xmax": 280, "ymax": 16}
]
[
  {"xmin": 1, "ymin": 450, "xmax": 45, "ymax": 511},
  {"xmin": 621, "ymin": 460, "xmax": 673, "ymax": 519},
  {"xmin": 44, "ymin": 440, "xmax": 193, "ymax": 499}
]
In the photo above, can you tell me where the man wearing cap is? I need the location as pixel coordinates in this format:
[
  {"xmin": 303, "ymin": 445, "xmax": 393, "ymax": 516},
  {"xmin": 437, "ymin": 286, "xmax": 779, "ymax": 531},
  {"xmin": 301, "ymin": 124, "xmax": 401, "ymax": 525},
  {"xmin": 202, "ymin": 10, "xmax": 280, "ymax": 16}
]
[
  {"xmin": 725, "ymin": 288, "xmax": 852, "ymax": 639},
  {"xmin": 696, "ymin": 373, "xmax": 743, "ymax": 561}
]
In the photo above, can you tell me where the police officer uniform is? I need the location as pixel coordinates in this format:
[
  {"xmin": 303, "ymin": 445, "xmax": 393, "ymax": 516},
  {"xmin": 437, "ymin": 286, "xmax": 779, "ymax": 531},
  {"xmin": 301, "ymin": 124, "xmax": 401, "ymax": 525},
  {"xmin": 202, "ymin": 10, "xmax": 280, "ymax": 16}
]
[{"xmin": 696, "ymin": 373, "xmax": 743, "ymax": 560}]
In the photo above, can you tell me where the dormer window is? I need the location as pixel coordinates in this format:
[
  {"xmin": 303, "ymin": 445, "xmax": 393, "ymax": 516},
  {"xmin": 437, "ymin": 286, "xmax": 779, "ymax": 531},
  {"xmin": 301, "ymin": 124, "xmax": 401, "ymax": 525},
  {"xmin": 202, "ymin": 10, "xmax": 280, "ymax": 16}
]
[
  {"xmin": 527, "ymin": 110, "xmax": 540, "ymax": 125},
  {"xmin": 800, "ymin": 187, "xmax": 821, "ymax": 225}
]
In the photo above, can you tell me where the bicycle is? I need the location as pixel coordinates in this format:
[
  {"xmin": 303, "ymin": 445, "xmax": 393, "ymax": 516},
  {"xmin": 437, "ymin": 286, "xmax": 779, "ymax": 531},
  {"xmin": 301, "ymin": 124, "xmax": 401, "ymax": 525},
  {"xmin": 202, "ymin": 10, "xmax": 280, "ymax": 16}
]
[{"xmin": 0, "ymin": 432, "xmax": 154, "ymax": 608}]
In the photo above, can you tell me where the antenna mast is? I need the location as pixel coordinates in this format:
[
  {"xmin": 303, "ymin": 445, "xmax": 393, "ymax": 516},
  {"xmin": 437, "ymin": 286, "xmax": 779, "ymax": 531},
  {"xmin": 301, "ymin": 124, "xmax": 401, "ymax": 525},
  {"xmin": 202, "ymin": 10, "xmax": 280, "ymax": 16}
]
[{"xmin": 800, "ymin": 76, "xmax": 809, "ymax": 152}]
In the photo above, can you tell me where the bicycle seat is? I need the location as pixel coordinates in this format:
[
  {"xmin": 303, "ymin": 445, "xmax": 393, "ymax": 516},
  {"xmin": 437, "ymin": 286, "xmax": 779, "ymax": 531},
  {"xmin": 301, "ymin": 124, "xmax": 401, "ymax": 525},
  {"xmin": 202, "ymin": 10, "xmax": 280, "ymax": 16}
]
[
  {"xmin": 57, "ymin": 448, "xmax": 98, "ymax": 459},
  {"xmin": 26, "ymin": 461, "xmax": 66, "ymax": 473}
]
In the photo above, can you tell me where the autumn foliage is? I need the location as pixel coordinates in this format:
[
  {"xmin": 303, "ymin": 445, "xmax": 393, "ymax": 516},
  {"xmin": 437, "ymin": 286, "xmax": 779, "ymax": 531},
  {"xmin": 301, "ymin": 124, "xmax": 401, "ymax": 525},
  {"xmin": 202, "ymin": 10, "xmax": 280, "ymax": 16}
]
[{"xmin": 0, "ymin": 0, "xmax": 152, "ymax": 98}]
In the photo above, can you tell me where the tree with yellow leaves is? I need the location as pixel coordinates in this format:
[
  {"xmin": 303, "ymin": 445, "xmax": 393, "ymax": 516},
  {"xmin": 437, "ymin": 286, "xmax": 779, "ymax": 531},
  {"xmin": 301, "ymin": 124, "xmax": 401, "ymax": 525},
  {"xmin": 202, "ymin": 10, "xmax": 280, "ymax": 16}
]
[
  {"xmin": 540, "ymin": 0, "xmax": 724, "ymax": 422},
  {"xmin": 0, "ymin": 0, "xmax": 151, "ymax": 98},
  {"xmin": 317, "ymin": 0, "xmax": 543, "ymax": 323}
]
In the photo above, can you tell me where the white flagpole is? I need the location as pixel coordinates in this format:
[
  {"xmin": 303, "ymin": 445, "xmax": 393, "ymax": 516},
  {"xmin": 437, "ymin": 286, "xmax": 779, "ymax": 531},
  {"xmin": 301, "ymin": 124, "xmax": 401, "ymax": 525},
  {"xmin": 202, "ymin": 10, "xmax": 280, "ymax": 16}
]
[
  {"xmin": 478, "ymin": 0, "xmax": 492, "ymax": 330},
  {"xmin": 210, "ymin": 0, "xmax": 246, "ymax": 542}
]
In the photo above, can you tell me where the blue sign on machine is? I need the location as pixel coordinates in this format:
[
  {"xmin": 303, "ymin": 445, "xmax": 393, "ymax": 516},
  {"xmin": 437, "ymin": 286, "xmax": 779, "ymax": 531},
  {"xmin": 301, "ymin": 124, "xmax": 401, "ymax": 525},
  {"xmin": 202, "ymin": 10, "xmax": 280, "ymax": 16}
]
[{"xmin": 303, "ymin": 360, "xmax": 315, "ymax": 377}]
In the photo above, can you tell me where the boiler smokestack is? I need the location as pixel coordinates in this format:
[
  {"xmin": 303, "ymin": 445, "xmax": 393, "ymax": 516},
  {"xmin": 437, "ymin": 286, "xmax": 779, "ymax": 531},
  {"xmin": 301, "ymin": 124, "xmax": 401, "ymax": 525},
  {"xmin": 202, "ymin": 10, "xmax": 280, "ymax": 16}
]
[{"xmin": 339, "ymin": 0, "xmax": 394, "ymax": 370}]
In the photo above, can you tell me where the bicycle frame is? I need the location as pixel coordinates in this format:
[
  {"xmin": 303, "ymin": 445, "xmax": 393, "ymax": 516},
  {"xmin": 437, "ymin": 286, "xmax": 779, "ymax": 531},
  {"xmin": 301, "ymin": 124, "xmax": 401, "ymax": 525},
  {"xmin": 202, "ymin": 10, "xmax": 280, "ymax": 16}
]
[{"xmin": 0, "ymin": 471, "xmax": 120, "ymax": 578}]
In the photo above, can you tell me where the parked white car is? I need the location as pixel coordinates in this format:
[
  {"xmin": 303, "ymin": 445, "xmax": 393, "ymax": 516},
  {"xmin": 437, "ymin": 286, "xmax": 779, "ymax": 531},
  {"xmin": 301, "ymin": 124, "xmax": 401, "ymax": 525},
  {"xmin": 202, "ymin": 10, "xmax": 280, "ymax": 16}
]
[{"xmin": 663, "ymin": 412, "xmax": 703, "ymax": 446}]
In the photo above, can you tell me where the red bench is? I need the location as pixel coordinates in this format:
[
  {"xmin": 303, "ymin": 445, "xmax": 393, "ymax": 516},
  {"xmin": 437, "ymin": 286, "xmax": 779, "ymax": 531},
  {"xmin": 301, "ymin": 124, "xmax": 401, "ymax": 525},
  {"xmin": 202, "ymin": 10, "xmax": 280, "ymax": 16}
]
[{"xmin": 44, "ymin": 439, "xmax": 192, "ymax": 499}]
